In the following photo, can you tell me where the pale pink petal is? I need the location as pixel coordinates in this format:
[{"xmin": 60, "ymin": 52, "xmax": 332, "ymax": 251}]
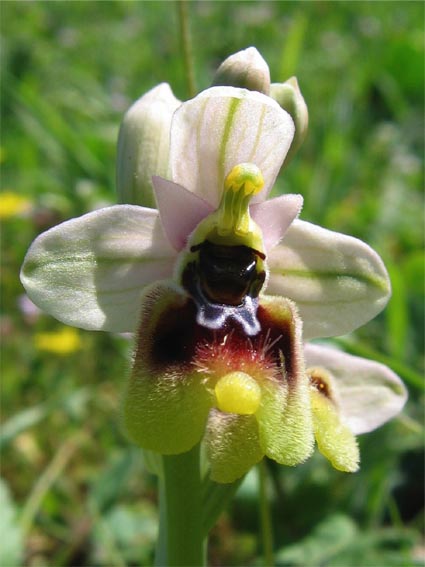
[
  {"xmin": 152, "ymin": 176, "xmax": 214, "ymax": 251},
  {"xmin": 250, "ymin": 194, "xmax": 303, "ymax": 251}
]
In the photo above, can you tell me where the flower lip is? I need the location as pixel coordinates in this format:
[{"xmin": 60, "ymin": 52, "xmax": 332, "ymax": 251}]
[
  {"xmin": 304, "ymin": 343, "xmax": 408, "ymax": 435},
  {"xmin": 140, "ymin": 283, "xmax": 299, "ymax": 391},
  {"xmin": 182, "ymin": 260, "xmax": 262, "ymax": 336}
]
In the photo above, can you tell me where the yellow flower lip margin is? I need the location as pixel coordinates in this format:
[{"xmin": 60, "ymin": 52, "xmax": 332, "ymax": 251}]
[{"xmin": 123, "ymin": 280, "xmax": 316, "ymax": 483}]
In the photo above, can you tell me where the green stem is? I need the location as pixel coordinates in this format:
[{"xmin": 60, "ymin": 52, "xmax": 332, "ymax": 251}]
[
  {"xmin": 258, "ymin": 459, "xmax": 274, "ymax": 567},
  {"xmin": 157, "ymin": 444, "xmax": 206, "ymax": 567},
  {"xmin": 155, "ymin": 480, "xmax": 168, "ymax": 567},
  {"xmin": 202, "ymin": 474, "xmax": 244, "ymax": 535},
  {"xmin": 177, "ymin": 0, "xmax": 196, "ymax": 98}
]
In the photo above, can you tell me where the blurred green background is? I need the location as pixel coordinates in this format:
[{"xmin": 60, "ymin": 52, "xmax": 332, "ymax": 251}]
[{"xmin": 1, "ymin": 1, "xmax": 424, "ymax": 566}]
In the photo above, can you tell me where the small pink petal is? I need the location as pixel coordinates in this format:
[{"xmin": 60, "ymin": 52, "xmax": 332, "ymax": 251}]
[
  {"xmin": 153, "ymin": 176, "xmax": 214, "ymax": 251},
  {"xmin": 250, "ymin": 194, "xmax": 303, "ymax": 250}
]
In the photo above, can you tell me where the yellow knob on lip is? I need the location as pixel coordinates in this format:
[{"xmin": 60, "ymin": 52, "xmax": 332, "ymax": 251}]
[{"xmin": 215, "ymin": 371, "xmax": 261, "ymax": 415}]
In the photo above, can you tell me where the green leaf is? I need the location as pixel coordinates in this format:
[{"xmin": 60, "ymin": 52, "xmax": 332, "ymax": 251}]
[
  {"xmin": 89, "ymin": 450, "xmax": 137, "ymax": 514},
  {"xmin": 202, "ymin": 472, "xmax": 244, "ymax": 534},
  {"xmin": 275, "ymin": 514, "xmax": 357, "ymax": 566},
  {"xmin": 386, "ymin": 262, "xmax": 409, "ymax": 362},
  {"xmin": 328, "ymin": 527, "xmax": 420, "ymax": 567},
  {"xmin": 0, "ymin": 478, "xmax": 24, "ymax": 567}
]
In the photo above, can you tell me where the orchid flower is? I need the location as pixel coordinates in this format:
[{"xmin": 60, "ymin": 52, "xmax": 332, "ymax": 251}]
[{"xmin": 20, "ymin": 85, "xmax": 406, "ymax": 483}]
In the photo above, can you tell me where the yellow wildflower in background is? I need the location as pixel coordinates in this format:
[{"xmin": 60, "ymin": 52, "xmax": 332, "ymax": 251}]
[
  {"xmin": 0, "ymin": 191, "xmax": 32, "ymax": 219},
  {"xmin": 34, "ymin": 327, "xmax": 82, "ymax": 355}
]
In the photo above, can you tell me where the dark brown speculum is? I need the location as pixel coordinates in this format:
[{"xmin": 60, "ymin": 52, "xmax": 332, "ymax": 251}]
[
  {"xmin": 144, "ymin": 290, "xmax": 298, "ymax": 390},
  {"xmin": 190, "ymin": 240, "xmax": 266, "ymax": 306}
]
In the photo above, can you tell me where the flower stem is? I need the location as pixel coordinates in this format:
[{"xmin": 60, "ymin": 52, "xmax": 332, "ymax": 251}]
[
  {"xmin": 258, "ymin": 459, "xmax": 274, "ymax": 566},
  {"xmin": 158, "ymin": 444, "xmax": 206, "ymax": 566},
  {"xmin": 176, "ymin": 0, "xmax": 196, "ymax": 98},
  {"xmin": 202, "ymin": 474, "xmax": 244, "ymax": 535}
]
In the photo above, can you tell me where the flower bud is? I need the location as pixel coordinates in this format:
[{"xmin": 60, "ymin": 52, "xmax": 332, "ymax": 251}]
[
  {"xmin": 212, "ymin": 47, "xmax": 271, "ymax": 95},
  {"xmin": 116, "ymin": 83, "xmax": 180, "ymax": 208},
  {"xmin": 270, "ymin": 77, "xmax": 308, "ymax": 165}
]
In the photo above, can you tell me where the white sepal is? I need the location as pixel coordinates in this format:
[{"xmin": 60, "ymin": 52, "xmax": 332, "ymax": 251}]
[
  {"xmin": 170, "ymin": 86, "xmax": 295, "ymax": 207},
  {"xmin": 267, "ymin": 220, "xmax": 391, "ymax": 338},
  {"xmin": 20, "ymin": 205, "xmax": 176, "ymax": 332}
]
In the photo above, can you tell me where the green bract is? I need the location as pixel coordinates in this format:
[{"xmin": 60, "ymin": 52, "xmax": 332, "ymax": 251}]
[{"xmin": 20, "ymin": 51, "xmax": 407, "ymax": 483}]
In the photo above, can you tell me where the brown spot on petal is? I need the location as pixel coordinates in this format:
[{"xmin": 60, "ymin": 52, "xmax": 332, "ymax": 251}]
[{"xmin": 307, "ymin": 367, "xmax": 334, "ymax": 401}]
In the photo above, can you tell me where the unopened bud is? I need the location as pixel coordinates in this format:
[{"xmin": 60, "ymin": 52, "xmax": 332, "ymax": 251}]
[
  {"xmin": 270, "ymin": 77, "xmax": 308, "ymax": 165},
  {"xmin": 212, "ymin": 47, "xmax": 271, "ymax": 95},
  {"xmin": 116, "ymin": 83, "xmax": 180, "ymax": 208}
]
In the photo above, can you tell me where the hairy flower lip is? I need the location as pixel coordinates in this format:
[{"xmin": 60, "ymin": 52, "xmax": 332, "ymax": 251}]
[
  {"xmin": 142, "ymin": 288, "xmax": 297, "ymax": 386},
  {"xmin": 124, "ymin": 280, "xmax": 314, "ymax": 479}
]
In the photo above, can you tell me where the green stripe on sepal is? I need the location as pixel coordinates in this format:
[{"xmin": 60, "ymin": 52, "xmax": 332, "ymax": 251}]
[
  {"xmin": 271, "ymin": 268, "xmax": 389, "ymax": 293},
  {"xmin": 267, "ymin": 219, "xmax": 392, "ymax": 339}
]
